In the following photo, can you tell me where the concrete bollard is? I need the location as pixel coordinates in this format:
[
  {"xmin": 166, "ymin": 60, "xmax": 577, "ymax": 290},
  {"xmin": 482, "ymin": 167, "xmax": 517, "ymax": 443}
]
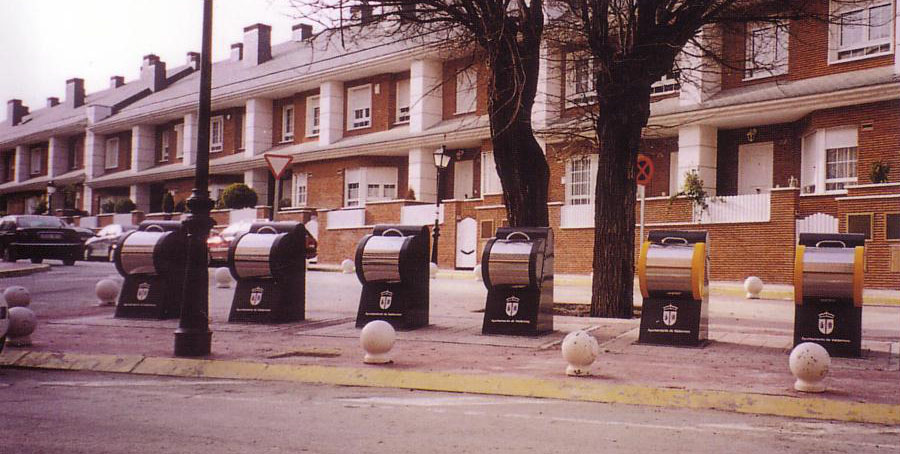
[
  {"xmin": 744, "ymin": 276, "xmax": 764, "ymax": 299},
  {"xmin": 429, "ymin": 262, "xmax": 438, "ymax": 279},
  {"xmin": 3, "ymin": 286, "xmax": 31, "ymax": 307},
  {"xmin": 214, "ymin": 267, "xmax": 233, "ymax": 288},
  {"xmin": 341, "ymin": 259, "xmax": 355, "ymax": 274},
  {"xmin": 95, "ymin": 279, "xmax": 120, "ymax": 306},
  {"xmin": 561, "ymin": 330, "xmax": 600, "ymax": 376},
  {"xmin": 789, "ymin": 342, "xmax": 830, "ymax": 393},
  {"xmin": 473, "ymin": 264, "xmax": 482, "ymax": 281},
  {"xmin": 7, "ymin": 306, "xmax": 37, "ymax": 347},
  {"xmin": 360, "ymin": 320, "xmax": 395, "ymax": 364}
]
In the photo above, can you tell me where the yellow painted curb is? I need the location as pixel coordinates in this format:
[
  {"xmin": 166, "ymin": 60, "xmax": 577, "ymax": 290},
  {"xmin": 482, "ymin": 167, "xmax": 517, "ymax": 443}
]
[{"xmin": 3, "ymin": 350, "xmax": 898, "ymax": 426}]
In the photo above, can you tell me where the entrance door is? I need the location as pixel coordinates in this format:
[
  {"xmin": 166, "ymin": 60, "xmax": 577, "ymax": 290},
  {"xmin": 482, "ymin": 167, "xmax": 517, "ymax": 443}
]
[
  {"xmin": 453, "ymin": 160, "xmax": 474, "ymax": 200},
  {"xmin": 738, "ymin": 142, "xmax": 774, "ymax": 195},
  {"xmin": 455, "ymin": 217, "xmax": 477, "ymax": 269}
]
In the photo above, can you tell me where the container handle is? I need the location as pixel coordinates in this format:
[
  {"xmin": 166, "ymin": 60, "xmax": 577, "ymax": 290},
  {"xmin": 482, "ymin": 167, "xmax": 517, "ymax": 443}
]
[
  {"xmin": 815, "ymin": 240, "xmax": 846, "ymax": 248},
  {"xmin": 660, "ymin": 237, "xmax": 688, "ymax": 245},
  {"xmin": 257, "ymin": 226, "xmax": 278, "ymax": 234},
  {"xmin": 382, "ymin": 228, "xmax": 405, "ymax": 237},
  {"xmin": 144, "ymin": 225, "xmax": 164, "ymax": 232},
  {"xmin": 505, "ymin": 231, "xmax": 531, "ymax": 241}
]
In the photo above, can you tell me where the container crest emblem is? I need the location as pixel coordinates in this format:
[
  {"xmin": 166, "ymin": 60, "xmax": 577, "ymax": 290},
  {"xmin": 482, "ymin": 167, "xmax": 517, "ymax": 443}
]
[
  {"xmin": 136, "ymin": 283, "xmax": 150, "ymax": 301},
  {"xmin": 379, "ymin": 290, "xmax": 394, "ymax": 310},
  {"xmin": 818, "ymin": 311, "xmax": 835, "ymax": 335},
  {"xmin": 250, "ymin": 287, "xmax": 264, "ymax": 306},
  {"xmin": 662, "ymin": 304, "xmax": 678, "ymax": 326},
  {"xmin": 505, "ymin": 296, "xmax": 520, "ymax": 317}
]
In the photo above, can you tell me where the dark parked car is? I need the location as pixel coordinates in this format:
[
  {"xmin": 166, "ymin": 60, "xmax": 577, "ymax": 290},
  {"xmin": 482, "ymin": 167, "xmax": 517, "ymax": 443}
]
[
  {"xmin": 84, "ymin": 224, "xmax": 137, "ymax": 261},
  {"xmin": 71, "ymin": 225, "xmax": 96, "ymax": 243},
  {"xmin": 0, "ymin": 215, "xmax": 83, "ymax": 265}
]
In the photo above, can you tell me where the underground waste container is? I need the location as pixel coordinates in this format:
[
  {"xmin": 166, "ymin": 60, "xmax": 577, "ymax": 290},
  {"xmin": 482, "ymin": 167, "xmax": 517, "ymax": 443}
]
[{"xmin": 114, "ymin": 220, "xmax": 185, "ymax": 319}]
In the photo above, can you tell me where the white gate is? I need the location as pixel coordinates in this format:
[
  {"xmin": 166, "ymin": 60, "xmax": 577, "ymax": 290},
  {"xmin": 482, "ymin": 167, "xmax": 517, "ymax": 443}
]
[
  {"xmin": 455, "ymin": 217, "xmax": 477, "ymax": 269},
  {"xmin": 305, "ymin": 217, "xmax": 318, "ymax": 240},
  {"xmin": 797, "ymin": 212, "xmax": 838, "ymax": 239}
]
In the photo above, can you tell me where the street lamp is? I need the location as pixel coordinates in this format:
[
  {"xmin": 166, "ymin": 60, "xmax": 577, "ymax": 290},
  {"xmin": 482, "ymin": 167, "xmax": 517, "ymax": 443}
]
[
  {"xmin": 46, "ymin": 180, "xmax": 56, "ymax": 214},
  {"xmin": 431, "ymin": 145, "xmax": 451, "ymax": 264}
]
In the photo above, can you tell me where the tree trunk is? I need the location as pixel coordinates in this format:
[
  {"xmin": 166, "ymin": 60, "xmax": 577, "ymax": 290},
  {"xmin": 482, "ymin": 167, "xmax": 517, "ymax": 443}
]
[{"xmin": 590, "ymin": 80, "xmax": 651, "ymax": 318}]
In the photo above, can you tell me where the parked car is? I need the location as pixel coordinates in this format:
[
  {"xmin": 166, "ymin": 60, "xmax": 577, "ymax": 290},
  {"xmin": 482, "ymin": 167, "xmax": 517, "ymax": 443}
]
[
  {"xmin": 84, "ymin": 224, "xmax": 137, "ymax": 262},
  {"xmin": 71, "ymin": 225, "xmax": 96, "ymax": 243},
  {"xmin": 0, "ymin": 215, "xmax": 83, "ymax": 265},
  {"xmin": 207, "ymin": 220, "xmax": 253, "ymax": 266}
]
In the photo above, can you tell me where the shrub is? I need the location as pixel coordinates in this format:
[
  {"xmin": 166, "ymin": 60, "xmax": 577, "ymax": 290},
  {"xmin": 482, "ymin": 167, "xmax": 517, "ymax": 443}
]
[
  {"xmin": 870, "ymin": 161, "xmax": 891, "ymax": 184},
  {"xmin": 114, "ymin": 198, "xmax": 136, "ymax": 214},
  {"xmin": 100, "ymin": 200, "xmax": 116, "ymax": 214},
  {"xmin": 33, "ymin": 198, "xmax": 48, "ymax": 215},
  {"xmin": 221, "ymin": 183, "xmax": 258, "ymax": 209},
  {"xmin": 162, "ymin": 192, "xmax": 175, "ymax": 213},
  {"xmin": 175, "ymin": 200, "xmax": 186, "ymax": 213},
  {"xmin": 278, "ymin": 198, "xmax": 292, "ymax": 210}
]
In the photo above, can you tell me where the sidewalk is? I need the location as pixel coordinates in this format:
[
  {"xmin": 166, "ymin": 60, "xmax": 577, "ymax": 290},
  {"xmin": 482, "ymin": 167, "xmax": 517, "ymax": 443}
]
[
  {"xmin": 0, "ymin": 262, "xmax": 51, "ymax": 278},
  {"xmin": 2, "ymin": 270, "xmax": 898, "ymax": 425}
]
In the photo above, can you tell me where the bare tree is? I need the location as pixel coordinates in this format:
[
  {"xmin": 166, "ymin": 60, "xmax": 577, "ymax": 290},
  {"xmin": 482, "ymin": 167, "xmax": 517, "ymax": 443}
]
[{"xmin": 291, "ymin": 1, "xmax": 550, "ymax": 226}]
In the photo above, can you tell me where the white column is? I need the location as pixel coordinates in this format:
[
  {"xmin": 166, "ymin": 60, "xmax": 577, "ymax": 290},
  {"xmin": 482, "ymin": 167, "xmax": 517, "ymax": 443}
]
[
  {"xmin": 130, "ymin": 184, "xmax": 150, "ymax": 213},
  {"xmin": 244, "ymin": 98, "xmax": 273, "ymax": 157},
  {"xmin": 679, "ymin": 26, "xmax": 722, "ymax": 107},
  {"xmin": 407, "ymin": 148, "xmax": 437, "ymax": 202},
  {"xmin": 895, "ymin": 5, "xmax": 900, "ymax": 75},
  {"xmin": 532, "ymin": 45, "xmax": 561, "ymax": 129},
  {"xmin": 84, "ymin": 131, "xmax": 105, "ymax": 179},
  {"xmin": 182, "ymin": 112, "xmax": 198, "ymax": 166},
  {"xmin": 82, "ymin": 185, "xmax": 94, "ymax": 214},
  {"xmin": 14, "ymin": 145, "xmax": 28, "ymax": 183},
  {"xmin": 131, "ymin": 125, "xmax": 155, "ymax": 173},
  {"xmin": 677, "ymin": 125, "xmax": 718, "ymax": 196},
  {"xmin": 319, "ymin": 80, "xmax": 344, "ymax": 145},
  {"xmin": 244, "ymin": 168, "xmax": 270, "ymax": 207},
  {"xmin": 48, "ymin": 136, "xmax": 68, "ymax": 177},
  {"xmin": 409, "ymin": 60, "xmax": 443, "ymax": 133}
]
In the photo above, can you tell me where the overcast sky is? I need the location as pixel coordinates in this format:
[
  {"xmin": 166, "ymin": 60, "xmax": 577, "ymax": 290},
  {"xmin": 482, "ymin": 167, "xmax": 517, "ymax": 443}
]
[{"xmin": 0, "ymin": 0, "xmax": 302, "ymax": 112}]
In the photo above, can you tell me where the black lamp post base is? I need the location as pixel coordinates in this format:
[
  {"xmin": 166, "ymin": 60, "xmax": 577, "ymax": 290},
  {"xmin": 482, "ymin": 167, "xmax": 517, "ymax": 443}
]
[{"xmin": 174, "ymin": 328, "xmax": 212, "ymax": 357}]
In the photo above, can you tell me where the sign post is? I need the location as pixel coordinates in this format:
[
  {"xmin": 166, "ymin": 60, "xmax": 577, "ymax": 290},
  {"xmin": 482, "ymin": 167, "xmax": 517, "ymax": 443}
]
[
  {"xmin": 635, "ymin": 154, "xmax": 654, "ymax": 244},
  {"xmin": 264, "ymin": 154, "xmax": 294, "ymax": 221}
]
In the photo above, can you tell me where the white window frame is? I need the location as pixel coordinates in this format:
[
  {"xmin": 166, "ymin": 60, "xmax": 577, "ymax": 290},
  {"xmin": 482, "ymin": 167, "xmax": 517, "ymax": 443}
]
[
  {"xmin": 455, "ymin": 68, "xmax": 477, "ymax": 114},
  {"xmin": 744, "ymin": 21, "xmax": 789, "ymax": 80},
  {"xmin": 104, "ymin": 137, "xmax": 119, "ymax": 170},
  {"xmin": 306, "ymin": 95, "xmax": 320, "ymax": 137},
  {"xmin": 293, "ymin": 172, "xmax": 308, "ymax": 207},
  {"xmin": 30, "ymin": 148, "xmax": 42, "ymax": 175},
  {"xmin": 565, "ymin": 52, "xmax": 595, "ymax": 108},
  {"xmin": 481, "ymin": 151, "xmax": 502, "ymax": 196},
  {"xmin": 174, "ymin": 124, "xmax": 184, "ymax": 159},
  {"xmin": 344, "ymin": 166, "xmax": 399, "ymax": 207},
  {"xmin": 281, "ymin": 104, "xmax": 295, "ymax": 142},
  {"xmin": 651, "ymin": 70, "xmax": 681, "ymax": 96},
  {"xmin": 160, "ymin": 129, "xmax": 171, "ymax": 162},
  {"xmin": 395, "ymin": 78, "xmax": 410, "ymax": 124},
  {"xmin": 210, "ymin": 116, "xmax": 224, "ymax": 153},
  {"xmin": 347, "ymin": 85, "xmax": 372, "ymax": 130},
  {"xmin": 829, "ymin": 1, "xmax": 894, "ymax": 63},
  {"xmin": 800, "ymin": 126, "xmax": 858, "ymax": 195},
  {"xmin": 825, "ymin": 146, "xmax": 858, "ymax": 191},
  {"xmin": 566, "ymin": 155, "xmax": 597, "ymax": 205}
]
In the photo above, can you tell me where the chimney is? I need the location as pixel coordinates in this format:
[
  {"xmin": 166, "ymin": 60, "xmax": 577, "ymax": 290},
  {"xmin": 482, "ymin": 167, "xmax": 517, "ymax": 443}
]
[
  {"xmin": 66, "ymin": 78, "xmax": 86, "ymax": 108},
  {"xmin": 230, "ymin": 43, "xmax": 243, "ymax": 62},
  {"xmin": 140, "ymin": 54, "xmax": 167, "ymax": 92},
  {"xmin": 110, "ymin": 76, "xmax": 125, "ymax": 89},
  {"xmin": 292, "ymin": 23, "xmax": 313, "ymax": 41},
  {"xmin": 242, "ymin": 23, "xmax": 272, "ymax": 66},
  {"xmin": 47, "ymin": 97, "xmax": 60, "ymax": 108},
  {"xmin": 186, "ymin": 52, "xmax": 200, "ymax": 70},
  {"xmin": 6, "ymin": 99, "xmax": 28, "ymax": 126},
  {"xmin": 350, "ymin": 4, "xmax": 374, "ymax": 24}
]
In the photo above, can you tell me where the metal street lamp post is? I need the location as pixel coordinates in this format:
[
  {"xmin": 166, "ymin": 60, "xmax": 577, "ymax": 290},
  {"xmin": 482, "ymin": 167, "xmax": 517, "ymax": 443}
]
[
  {"xmin": 174, "ymin": 0, "xmax": 214, "ymax": 357},
  {"xmin": 431, "ymin": 145, "xmax": 451, "ymax": 264},
  {"xmin": 46, "ymin": 180, "xmax": 56, "ymax": 214}
]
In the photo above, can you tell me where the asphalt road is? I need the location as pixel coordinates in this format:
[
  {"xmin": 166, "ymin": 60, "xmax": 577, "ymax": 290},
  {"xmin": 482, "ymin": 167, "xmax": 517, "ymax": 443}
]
[{"xmin": 2, "ymin": 368, "xmax": 898, "ymax": 454}]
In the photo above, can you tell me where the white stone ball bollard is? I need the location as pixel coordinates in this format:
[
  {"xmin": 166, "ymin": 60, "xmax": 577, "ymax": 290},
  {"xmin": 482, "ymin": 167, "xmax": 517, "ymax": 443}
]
[
  {"xmin": 360, "ymin": 320, "xmax": 396, "ymax": 364},
  {"xmin": 3, "ymin": 286, "xmax": 31, "ymax": 307},
  {"xmin": 95, "ymin": 279, "xmax": 120, "ymax": 306},
  {"xmin": 789, "ymin": 342, "xmax": 831, "ymax": 393},
  {"xmin": 473, "ymin": 264, "xmax": 483, "ymax": 281},
  {"xmin": 341, "ymin": 259, "xmax": 355, "ymax": 274},
  {"xmin": 561, "ymin": 330, "xmax": 600, "ymax": 376},
  {"xmin": 744, "ymin": 276, "xmax": 764, "ymax": 299},
  {"xmin": 429, "ymin": 262, "xmax": 438, "ymax": 279},
  {"xmin": 214, "ymin": 267, "xmax": 233, "ymax": 288},
  {"xmin": 7, "ymin": 306, "xmax": 37, "ymax": 347}
]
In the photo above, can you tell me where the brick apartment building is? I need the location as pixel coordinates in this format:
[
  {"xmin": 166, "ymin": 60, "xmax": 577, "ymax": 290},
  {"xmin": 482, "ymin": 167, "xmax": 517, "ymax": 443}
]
[{"xmin": 0, "ymin": 1, "xmax": 898, "ymax": 288}]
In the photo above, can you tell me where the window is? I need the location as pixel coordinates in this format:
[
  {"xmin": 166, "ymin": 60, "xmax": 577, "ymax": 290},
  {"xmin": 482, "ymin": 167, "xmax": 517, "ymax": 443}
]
[
  {"xmin": 831, "ymin": 1, "xmax": 893, "ymax": 62},
  {"xmin": 396, "ymin": 79, "xmax": 410, "ymax": 123},
  {"xmin": 567, "ymin": 156, "xmax": 594, "ymax": 205},
  {"xmin": 455, "ymin": 68, "xmax": 477, "ymax": 114},
  {"xmin": 293, "ymin": 172, "xmax": 308, "ymax": 207},
  {"xmin": 480, "ymin": 220, "xmax": 494, "ymax": 239},
  {"xmin": 105, "ymin": 137, "xmax": 119, "ymax": 169},
  {"xmin": 886, "ymin": 213, "xmax": 900, "ymax": 240},
  {"xmin": 344, "ymin": 167, "xmax": 398, "ymax": 206},
  {"xmin": 160, "ymin": 130, "xmax": 171, "ymax": 162},
  {"xmin": 175, "ymin": 124, "xmax": 184, "ymax": 159},
  {"xmin": 745, "ymin": 22, "xmax": 788, "ymax": 79},
  {"xmin": 847, "ymin": 213, "xmax": 873, "ymax": 240},
  {"xmin": 67, "ymin": 138, "xmax": 78, "ymax": 170},
  {"xmin": 30, "ymin": 148, "xmax": 41, "ymax": 175},
  {"xmin": 566, "ymin": 52, "xmax": 595, "ymax": 106},
  {"xmin": 347, "ymin": 85, "xmax": 371, "ymax": 130},
  {"xmin": 306, "ymin": 96, "xmax": 320, "ymax": 137},
  {"xmin": 210, "ymin": 116, "xmax": 224, "ymax": 152},
  {"xmin": 281, "ymin": 104, "xmax": 295, "ymax": 142},
  {"xmin": 239, "ymin": 114, "xmax": 246, "ymax": 149},
  {"xmin": 651, "ymin": 70, "xmax": 681, "ymax": 95},
  {"xmin": 825, "ymin": 146, "xmax": 857, "ymax": 191},
  {"xmin": 346, "ymin": 183, "xmax": 360, "ymax": 206},
  {"xmin": 481, "ymin": 151, "xmax": 502, "ymax": 195}
]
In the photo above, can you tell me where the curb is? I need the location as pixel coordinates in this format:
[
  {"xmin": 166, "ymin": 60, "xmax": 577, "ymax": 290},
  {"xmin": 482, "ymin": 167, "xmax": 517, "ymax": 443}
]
[
  {"xmin": 2, "ymin": 350, "xmax": 897, "ymax": 426},
  {"xmin": 0, "ymin": 264, "xmax": 51, "ymax": 278}
]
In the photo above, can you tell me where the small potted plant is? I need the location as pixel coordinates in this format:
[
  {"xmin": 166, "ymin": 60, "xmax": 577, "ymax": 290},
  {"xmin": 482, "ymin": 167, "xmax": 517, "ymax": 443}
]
[{"xmin": 869, "ymin": 161, "xmax": 891, "ymax": 184}]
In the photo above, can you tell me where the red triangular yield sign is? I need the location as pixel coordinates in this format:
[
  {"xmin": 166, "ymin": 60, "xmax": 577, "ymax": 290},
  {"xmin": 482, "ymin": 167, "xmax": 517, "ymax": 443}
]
[{"xmin": 265, "ymin": 154, "xmax": 294, "ymax": 180}]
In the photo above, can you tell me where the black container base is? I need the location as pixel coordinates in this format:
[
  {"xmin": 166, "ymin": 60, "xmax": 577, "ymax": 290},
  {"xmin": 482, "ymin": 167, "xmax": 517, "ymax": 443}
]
[{"xmin": 174, "ymin": 329, "xmax": 212, "ymax": 357}]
